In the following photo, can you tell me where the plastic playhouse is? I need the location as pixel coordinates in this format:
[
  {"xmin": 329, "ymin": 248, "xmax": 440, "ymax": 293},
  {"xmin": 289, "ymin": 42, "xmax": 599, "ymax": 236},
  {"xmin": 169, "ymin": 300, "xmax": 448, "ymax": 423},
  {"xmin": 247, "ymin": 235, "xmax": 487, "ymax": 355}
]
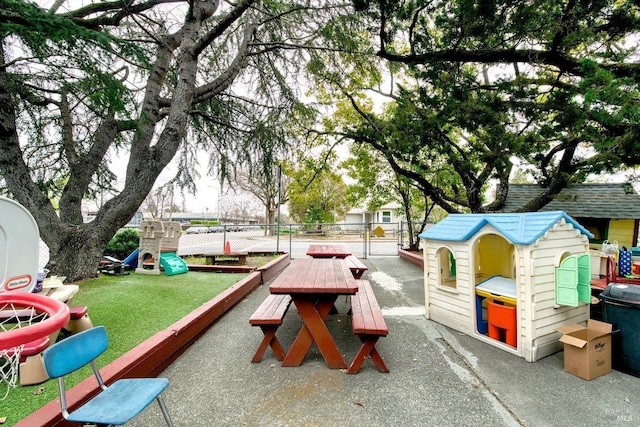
[
  {"xmin": 419, "ymin": 211, "xmax": 594, "ymax": 362},
  {"xmin": 135, "ymin": 220, "xmax": 188, "ymax": 276}
]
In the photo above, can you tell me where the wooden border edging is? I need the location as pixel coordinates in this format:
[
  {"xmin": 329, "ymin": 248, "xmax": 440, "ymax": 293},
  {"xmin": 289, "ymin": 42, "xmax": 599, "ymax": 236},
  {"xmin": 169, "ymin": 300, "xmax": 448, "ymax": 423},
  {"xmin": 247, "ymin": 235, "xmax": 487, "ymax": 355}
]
[
  {"xmin": 16, "ymin": 253, "xmax": 291, "ymax": 427},
  {"xmin": 187, "ymin": 264, "xmax": 255, "ymax": 273},
  {"xmin": 257, "ymin": 252, "xmax": 290, "ymax": 283},
  {"xmin": 398, "ymin": 249, "xmax": 424, "ymax": 270}
]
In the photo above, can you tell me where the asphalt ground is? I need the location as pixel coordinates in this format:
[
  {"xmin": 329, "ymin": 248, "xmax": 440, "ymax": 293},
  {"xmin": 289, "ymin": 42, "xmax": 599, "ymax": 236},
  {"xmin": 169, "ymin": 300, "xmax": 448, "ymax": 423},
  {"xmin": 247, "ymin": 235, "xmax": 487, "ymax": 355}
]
[{"xmin": 128, "ymin": 257, "xmax": 640, "ymax": 427}]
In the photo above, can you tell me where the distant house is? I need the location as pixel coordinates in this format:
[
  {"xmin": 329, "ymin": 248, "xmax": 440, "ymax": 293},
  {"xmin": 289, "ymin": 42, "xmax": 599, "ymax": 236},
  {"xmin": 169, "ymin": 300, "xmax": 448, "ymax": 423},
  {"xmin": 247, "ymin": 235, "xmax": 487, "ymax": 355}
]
[
  {"xmin": 84, "ymin": 211, "xmax": 145, "ymax": 228},
  {"xmin": 168, "ymin": 212, "xmax": 216, "ymax": 224},
  {"xmin": 167, "ymin": 212, "xmax": 261, "ymax": 225},
  {"xmin": 340, "ymin": 202, "xmax": 404, "ymax": 231},
  {"xmin": 500, "ymin": 183, "xmax": 640, "ymax": 249}
]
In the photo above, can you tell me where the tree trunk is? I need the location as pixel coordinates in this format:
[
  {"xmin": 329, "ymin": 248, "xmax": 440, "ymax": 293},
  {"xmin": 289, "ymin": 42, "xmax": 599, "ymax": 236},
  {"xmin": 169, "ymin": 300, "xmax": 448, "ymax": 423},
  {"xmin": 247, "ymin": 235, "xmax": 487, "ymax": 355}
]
[
  {"xmin": 45, "ymin": 226, "xmax": 108, "ymax": 281},
  {"xmin": 265, "ymin": 205, "xmax": 277, "ymax": 236}
]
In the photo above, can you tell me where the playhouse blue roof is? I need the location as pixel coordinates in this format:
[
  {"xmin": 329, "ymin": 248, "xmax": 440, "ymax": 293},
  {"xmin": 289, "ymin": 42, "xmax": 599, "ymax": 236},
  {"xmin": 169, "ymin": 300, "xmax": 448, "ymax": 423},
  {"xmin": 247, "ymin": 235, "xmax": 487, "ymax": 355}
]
[{"xmin": 418, "ymin": 211, "xmax": 594, "ymax": 245}]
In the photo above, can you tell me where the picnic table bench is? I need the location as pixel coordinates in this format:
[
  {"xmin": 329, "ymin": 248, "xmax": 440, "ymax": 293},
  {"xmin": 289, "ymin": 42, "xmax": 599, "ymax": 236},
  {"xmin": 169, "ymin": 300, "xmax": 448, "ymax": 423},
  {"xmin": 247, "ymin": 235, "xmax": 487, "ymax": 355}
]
[
  {"xmin": 204, "ymin": 252, "xmax": 248, "ymax": 265},
  {"xmin": 345, "ymin": 255, "xmax": 367, "ymax": 279},
  {"xmin": 18, "ymin": 335, "xmax": 51, "ymax": 385},
  {"xmin": 249, "ymin": 294, "xmax": 292, "ymax": 363},
  {"xmin": 348, "ymin": 280, "xmax": 389, "ymax": 374}
]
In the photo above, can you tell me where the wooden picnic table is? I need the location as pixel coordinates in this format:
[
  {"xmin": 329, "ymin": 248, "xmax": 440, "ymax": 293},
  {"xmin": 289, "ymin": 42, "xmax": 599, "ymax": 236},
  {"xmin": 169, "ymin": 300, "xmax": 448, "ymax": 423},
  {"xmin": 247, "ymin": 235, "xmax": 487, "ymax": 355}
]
[
  {"xmin": 306, "ymin": 244, "xmax": 352, "ymax": 259},
  {"xmin": 269, "ymin": 257, "xmax": 358, "ymax": 369}
]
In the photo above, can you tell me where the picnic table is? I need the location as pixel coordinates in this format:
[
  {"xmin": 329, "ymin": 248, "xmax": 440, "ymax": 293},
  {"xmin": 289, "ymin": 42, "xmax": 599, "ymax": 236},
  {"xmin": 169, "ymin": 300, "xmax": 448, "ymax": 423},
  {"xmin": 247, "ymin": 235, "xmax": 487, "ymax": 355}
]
[
  {"xmin": 39, "ymin": 277, "xmax": 78, "ymax": 304},
  {"xmin": 306, "ymin": 244, "xmax": 351, "ymax": 259},
  {"xmin": 269, "ymin": 257, "xmax": 358, "ymax": 369}
]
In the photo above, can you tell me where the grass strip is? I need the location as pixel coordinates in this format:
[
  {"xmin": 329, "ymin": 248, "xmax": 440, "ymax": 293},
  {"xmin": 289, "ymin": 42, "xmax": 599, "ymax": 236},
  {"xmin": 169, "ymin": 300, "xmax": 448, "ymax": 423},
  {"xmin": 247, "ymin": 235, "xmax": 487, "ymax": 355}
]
[{"xmin": 2, "ymin": 271, "xmax": 242, "ymax": 426}]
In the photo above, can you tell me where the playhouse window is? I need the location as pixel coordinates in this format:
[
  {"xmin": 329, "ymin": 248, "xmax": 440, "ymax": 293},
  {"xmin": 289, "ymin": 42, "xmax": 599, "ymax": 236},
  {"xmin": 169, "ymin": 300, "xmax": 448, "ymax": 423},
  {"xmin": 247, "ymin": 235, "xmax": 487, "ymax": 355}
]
[{"xmin": 437, "ymin": 247, "xmax": 457, "ymax": 289}]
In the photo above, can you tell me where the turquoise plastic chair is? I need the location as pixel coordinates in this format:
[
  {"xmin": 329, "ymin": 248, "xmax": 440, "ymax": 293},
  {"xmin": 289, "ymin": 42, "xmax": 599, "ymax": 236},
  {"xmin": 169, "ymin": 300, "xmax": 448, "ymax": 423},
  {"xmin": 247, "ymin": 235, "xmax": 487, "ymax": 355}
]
[{"xmin": 43, "ymin": 326, "xmax": 173, "ymax": 426}]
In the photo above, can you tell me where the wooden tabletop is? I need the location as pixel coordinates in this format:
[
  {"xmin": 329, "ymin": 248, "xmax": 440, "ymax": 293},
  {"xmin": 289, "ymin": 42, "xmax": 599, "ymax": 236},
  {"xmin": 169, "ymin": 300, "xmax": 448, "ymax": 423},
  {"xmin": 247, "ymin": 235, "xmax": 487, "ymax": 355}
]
[
  {"xmin": 269, "ymin": 258, "xmax": 358, "ymax": 295},
  {"xmin": 306, "ymin": 244, "xmax": 352, "ymax": 258}
]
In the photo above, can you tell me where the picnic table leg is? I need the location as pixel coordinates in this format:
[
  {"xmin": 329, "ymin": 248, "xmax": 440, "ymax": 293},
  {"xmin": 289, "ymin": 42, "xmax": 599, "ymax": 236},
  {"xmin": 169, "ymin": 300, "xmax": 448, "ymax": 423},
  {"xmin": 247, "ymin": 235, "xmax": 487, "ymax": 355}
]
[
  {"xmin": 251, "ymin": 326, "xmax": 286, "ymax": 363},
  {"xmin": 282, "ymin": 296, "xmax": 346, "ymax": 369},
  {"xmin": 369, "ymin": 347, "xmax": 389, "ymax": 373},
  {"xmin": 348, "ymin": 336, "xmax": 389, "ymax": 374}
]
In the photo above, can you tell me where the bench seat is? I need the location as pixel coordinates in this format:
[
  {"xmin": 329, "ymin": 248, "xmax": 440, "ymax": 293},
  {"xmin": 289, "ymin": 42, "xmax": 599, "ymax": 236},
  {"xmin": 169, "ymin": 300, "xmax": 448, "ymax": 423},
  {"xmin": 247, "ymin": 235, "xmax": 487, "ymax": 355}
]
[
  {"xmin": 349, "ymin": 280, "xmax": 389, "ymax": 374},
  {"xmin": 249, "ymin": 294, "xmax": 292, "ymax": 363},
  {"xmin": 205, "ymin": 252, "xmax": 248, "ymax": 265},
  {"xmin": 63, "ymin": 306, "xmax": 94, "ymax": 335},
  {"xmin": 345, "ymin": 255, "xmax": 368, "ymax": 279},
  {"xmin": 18, "ymin": 336, "xmax": 51, "ymax": 386}
]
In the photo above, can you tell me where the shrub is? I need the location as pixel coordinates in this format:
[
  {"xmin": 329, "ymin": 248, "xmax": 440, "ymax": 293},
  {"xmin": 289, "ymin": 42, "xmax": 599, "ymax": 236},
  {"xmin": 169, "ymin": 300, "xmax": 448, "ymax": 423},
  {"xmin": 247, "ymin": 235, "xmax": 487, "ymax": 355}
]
[{"xmin": 104, "ymin": 228, "xmax": 139, "ymax": 260}]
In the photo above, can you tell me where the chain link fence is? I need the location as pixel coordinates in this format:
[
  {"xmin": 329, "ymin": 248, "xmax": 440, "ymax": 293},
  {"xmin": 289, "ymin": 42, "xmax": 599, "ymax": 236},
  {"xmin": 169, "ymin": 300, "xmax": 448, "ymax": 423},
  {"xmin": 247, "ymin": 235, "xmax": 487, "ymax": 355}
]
[{"xmin": 176, "ymin": 222, "xmax": 416, "ymax": 259}]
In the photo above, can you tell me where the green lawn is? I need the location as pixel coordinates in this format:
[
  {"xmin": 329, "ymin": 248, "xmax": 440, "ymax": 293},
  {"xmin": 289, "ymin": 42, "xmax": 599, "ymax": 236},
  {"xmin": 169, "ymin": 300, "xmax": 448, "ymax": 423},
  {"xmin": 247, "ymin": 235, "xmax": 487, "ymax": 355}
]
[{"xmin": 2, "ymin": 270, "xmax": 243, "ymax": 426}]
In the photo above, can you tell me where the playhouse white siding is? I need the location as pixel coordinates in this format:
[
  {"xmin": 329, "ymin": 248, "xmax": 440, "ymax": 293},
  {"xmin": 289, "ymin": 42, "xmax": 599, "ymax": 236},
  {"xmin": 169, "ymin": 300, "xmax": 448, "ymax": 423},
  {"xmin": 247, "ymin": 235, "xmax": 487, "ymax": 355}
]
[
  {"xmin": 524, "ymin": 220, "xmax": 590, "ymax": 361},
  {"xmin": 424, "ymin": 240, "xmax": 473, "ymax": 333}
]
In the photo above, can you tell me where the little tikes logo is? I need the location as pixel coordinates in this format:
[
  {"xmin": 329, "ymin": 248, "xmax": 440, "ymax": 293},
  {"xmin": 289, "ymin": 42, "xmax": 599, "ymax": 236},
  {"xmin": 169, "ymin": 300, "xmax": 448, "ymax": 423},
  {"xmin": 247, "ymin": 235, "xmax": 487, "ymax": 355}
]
[{"xmin": 5, "ymin": 275, "xmax": 32, "ymax": 290}]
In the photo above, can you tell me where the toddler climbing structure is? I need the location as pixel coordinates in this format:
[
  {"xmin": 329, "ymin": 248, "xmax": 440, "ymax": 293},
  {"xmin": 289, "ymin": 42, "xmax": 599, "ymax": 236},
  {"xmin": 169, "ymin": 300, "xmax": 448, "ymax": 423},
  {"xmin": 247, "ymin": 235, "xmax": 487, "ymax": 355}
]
[{"xmin": 135, "ymin": 220, "xmax": 188, "ymax": 276}]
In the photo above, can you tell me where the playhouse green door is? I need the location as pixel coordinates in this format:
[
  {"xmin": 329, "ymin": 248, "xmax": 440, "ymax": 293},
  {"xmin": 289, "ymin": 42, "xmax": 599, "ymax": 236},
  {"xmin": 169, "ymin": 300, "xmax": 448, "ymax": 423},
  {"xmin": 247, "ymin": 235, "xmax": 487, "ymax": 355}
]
[
  {"xmin": 577, "ymin": 254, "xmax": 591, "ymax": 304},
  {"xmin": 556, "ymin": 255, "xmax": 592, "ymax": 307},
  {"xmin": 556, "ymin": 256, "xmax": 579, "ymax": 307}
]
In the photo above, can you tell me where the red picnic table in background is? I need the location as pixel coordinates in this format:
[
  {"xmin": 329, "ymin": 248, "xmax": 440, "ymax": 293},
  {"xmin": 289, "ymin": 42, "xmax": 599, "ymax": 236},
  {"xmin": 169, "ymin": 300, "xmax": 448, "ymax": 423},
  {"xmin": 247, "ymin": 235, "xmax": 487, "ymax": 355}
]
[{"xmin": 306, "ymin": 244, "xmax": 352, "ymax": 259}]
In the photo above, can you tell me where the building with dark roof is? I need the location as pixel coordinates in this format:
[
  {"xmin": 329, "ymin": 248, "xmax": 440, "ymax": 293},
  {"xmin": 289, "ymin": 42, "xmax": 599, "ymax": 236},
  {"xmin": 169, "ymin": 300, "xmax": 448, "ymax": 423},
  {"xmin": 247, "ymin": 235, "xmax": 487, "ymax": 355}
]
[{"xmin": 501, "ymin": 183, "xmax": 640, "ymax": 248}]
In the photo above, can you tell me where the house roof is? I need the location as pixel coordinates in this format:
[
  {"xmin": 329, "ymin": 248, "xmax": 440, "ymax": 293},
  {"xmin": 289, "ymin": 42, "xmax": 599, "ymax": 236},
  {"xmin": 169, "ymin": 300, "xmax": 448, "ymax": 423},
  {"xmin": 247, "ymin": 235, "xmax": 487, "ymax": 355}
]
[
  {"xmin": 500, "ymin": 183, "xmax": 640, "ymax": 219},
  {"xmin": 418, "ymin": 211, "xmax": 593, "ymax": 244}
]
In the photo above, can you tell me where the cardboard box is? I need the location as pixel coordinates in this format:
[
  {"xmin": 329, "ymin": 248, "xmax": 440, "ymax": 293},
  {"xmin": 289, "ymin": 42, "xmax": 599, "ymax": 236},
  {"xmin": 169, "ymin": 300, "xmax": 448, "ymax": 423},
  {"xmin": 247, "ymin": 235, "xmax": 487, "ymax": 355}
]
[{"xmin": 556, "ymin": 320, "xmax": 613, "ymax": 380}]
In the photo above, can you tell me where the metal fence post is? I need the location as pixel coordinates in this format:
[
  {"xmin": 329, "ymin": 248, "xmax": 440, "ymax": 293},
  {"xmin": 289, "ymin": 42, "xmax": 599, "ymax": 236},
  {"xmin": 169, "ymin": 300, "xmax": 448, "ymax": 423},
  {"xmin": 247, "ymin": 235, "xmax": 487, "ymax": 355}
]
[
  {"xmin": 364, "ymin": 222, "xmax": 369, "ymax": 259},
  {"xmin": 288, "ymin": 224, "xmax": 293, "ymax": 258}
]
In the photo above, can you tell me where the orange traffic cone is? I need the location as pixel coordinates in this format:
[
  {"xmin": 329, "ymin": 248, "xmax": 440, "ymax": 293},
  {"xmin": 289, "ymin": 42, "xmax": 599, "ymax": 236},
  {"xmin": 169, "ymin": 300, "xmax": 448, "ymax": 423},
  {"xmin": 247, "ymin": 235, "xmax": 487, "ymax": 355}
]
[{"xmin": 224, "ymin": 241, "xmax": 231, "ymax": 254}]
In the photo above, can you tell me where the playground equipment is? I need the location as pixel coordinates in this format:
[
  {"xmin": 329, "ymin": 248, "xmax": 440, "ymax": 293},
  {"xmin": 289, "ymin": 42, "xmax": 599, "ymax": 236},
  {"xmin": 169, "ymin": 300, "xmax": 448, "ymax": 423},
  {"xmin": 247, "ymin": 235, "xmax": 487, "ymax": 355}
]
[
  {"xmin": 0, "ymin": 292, "xmax": 70, "ymax": 398},
  {"xmin": 0, "ymin": 196, "xmax": 40, "ymax": 293},
  {"xmin": 0, "ymin": 197, "xmax": 93, "ymax": 391},
  {"xmin": 98, "ymin": 255, "xmax": 130, "ymax": 276},
  {"xmin": 135, "ymin": 220, "xmax": 188, "ymax": 276},
  {"xmin": 419, "ymin": 211, "xmax": 593, "ymax": 362},
  {"xmin": 124, "ymin": 247, "xmax": 140, "ymax": 269}
]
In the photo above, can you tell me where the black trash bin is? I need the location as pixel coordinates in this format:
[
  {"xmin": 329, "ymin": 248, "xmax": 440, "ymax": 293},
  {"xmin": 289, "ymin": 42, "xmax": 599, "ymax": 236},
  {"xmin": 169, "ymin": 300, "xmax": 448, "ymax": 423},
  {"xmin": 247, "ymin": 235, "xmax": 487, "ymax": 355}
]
[{"xmin": 599, "ymin": 283, "xmax": 640, "ymax": 377}]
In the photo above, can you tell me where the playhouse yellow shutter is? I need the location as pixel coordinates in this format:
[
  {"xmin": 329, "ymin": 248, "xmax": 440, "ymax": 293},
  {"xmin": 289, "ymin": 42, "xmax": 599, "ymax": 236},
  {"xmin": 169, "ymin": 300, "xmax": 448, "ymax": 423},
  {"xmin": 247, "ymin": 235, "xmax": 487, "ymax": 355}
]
[{"xmin": 555, "ymin": 255, "xmax": 592, "ymax": 307}]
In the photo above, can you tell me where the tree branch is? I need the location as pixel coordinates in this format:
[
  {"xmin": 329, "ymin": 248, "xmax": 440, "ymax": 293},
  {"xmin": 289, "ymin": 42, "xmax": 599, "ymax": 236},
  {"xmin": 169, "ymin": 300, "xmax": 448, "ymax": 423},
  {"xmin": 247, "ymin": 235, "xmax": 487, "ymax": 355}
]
[{"xmin": 377, "ymin": 48, "xmax": 640, "ymax": 79}]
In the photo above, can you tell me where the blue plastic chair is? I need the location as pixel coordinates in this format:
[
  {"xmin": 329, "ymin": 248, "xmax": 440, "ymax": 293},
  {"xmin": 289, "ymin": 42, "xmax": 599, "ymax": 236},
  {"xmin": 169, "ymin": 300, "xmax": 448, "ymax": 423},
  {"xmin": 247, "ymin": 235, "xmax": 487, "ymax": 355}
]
[{"xmin": 43, "ymin": 325, "xmax": 173, "ymax": 426}]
